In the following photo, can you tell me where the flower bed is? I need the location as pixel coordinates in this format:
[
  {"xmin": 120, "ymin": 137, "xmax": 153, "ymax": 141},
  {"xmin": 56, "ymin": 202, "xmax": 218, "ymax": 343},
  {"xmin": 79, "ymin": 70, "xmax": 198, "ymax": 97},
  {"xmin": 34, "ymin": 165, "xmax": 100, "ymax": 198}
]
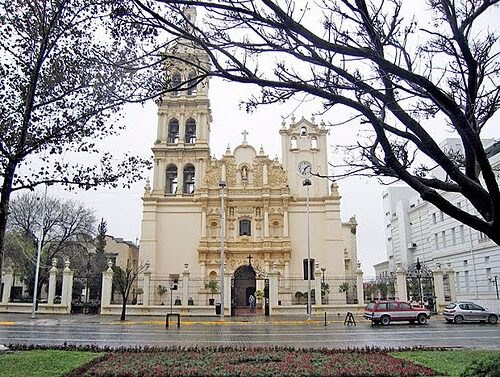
[{"xmin": 60, "ymin": 346, "xmax": 436, "ymax": 377}]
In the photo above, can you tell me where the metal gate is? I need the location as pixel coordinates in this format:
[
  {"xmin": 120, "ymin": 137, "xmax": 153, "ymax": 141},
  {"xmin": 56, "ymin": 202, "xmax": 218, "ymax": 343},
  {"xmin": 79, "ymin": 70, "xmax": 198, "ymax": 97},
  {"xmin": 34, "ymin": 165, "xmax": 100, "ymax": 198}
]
[{"xmin": 406, "ymin": 259, "xmax": 434, "ymax": 304}]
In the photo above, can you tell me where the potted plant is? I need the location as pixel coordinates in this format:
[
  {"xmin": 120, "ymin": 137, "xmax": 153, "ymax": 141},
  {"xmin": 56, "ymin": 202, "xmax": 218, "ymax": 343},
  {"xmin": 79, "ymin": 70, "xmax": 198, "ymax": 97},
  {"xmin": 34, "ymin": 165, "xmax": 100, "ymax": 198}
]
[
  {"xmin": 205, "ymin": 280, "xmax": 219, "ymax": 305},
  {"xmin": 157, "ymin": 285, "xmax": 168, "ymax": 305},
  {"xmin": 339, "ymin": 282, "xmax": 349, "ymax": 293},
  {"xmin": 254, "ymin": 289, "xmax": 264, "ymax": 307},
  {"xmin": 294, "ymin": 291, "xmax": 303, "ymax": 304}
]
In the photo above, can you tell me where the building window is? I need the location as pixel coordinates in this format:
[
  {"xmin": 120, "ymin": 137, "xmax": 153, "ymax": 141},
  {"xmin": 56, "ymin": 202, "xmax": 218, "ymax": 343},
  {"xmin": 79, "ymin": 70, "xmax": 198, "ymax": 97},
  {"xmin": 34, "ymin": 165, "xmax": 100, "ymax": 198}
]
[
  {"xmin": 183, "ymin": 164, "xmax": 195, "ymax": 194},
  {"xmin": 464, "ymin": 270, "xmax": 470, "ymax": 292},
  {"xmin": 440, "ymin": 211, "xmax": 444, "ymax": 222},
  {"xmin": 290, "ymin": 136, "xmax": 297, "ymax": 149},
  {"xmin": 310, "ymin": 136, "xmax": 318, "ymax": 149},
  {"xmin": 485, "ymin": 256, "xmax": 490, "ymax": 265},
  {"xmin": 185, "ymin": 118, "xmax": 196, "ymax": 144},
  {"xmin": 170, "ymin": 72, "xmax": 181, "ymax": 94},
  {"xmin": 486, "ymin": 268, "xmax": 492, "ymax": 292},
  {"xmin": 239, "ymin": 219, "xmax": 251, "ymax": 236},
  {"xmin": 460, "ymin": 225, "xmax": 465, "ymax": 243},
  {"xmin": 441, "ymin": 230, "xmax": 446, "ymax": 248},
  {"xmin": 479, "ymin": 232, "xmax": 489, "ymax": 243},
  {"xmin": 463, "ymin": 260, "xmax": 468, "ymax": 266},
  {"xmin": 451, "ymin": 227, "xmax": 456, "ymax": 246},
  {"xmin": 187, "ymin": 71, "xmax": 197, "ymax": 95},
  {"xmin": 300, "ymin": 126, "xmax": 307, "ymax": 136},
  {"xmin": 168, "ymin": 119, "xmax": 179, "ymax": 143},
  {"xmin": 165, "ymin": 164, "xmax": 178, "ymax": 194},
  {"xmin": 434, "ymin": 233, "xmax": 439, "ymax": 250},
  {"xmin": 432, "ymin": 213, "xmax": 436, "ymax": 224}
]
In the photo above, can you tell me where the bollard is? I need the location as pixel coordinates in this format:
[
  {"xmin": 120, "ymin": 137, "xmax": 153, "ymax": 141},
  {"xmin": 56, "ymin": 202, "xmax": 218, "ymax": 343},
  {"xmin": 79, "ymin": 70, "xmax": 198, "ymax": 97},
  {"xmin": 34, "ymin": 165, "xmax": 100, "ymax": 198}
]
[{"xmin": 324, "ymin": 312, "xmax": 327, "ymax": 327}]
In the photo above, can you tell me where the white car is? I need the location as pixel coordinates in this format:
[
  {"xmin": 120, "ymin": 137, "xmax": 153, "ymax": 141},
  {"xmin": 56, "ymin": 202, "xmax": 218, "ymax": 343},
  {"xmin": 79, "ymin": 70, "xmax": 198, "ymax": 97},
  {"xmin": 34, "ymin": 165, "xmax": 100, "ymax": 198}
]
[{"xmin": 443, "ymin": 302, "xmax": 498, "ymax": 324}]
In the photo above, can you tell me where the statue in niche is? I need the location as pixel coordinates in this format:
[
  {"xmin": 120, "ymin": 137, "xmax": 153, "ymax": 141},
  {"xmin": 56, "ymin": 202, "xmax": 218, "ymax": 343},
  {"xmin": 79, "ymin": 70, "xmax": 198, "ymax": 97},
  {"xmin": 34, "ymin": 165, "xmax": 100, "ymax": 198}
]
[
  {"xmin": 241, "ymin": 166, "xmax": 248, "ymax": 180},
  {"xmin": 256, "ymin": 207, "xmax": 261, "ymax": 216}
]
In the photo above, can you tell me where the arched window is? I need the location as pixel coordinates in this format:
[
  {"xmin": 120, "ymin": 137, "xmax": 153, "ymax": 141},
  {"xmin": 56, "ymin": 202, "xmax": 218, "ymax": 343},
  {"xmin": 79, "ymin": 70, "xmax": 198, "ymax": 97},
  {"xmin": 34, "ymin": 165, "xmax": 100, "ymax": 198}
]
[
  {"xmin": 300, "ymin": 126, "xmax": 307, "ymax": 136},
  {"xmin": 185, "ymin": 118, "xmax": 196, "ymax": 144},
  {"xmin": 183, "ymin": 164, "xmax": 195, "ymax": 194},
  {"xmin": 165, "ymin": 164, "xmax": 178, "ymax": 194},
  {"xmin": 310, "ymin": 136, "xmax": 318, "ymax": 149},
  {"xmin": 187, "ymin": 71, "xmax": 197, "ymax": 95},
  {"xmin": 241, "ymin": 165, "xmax": 248, "ymax": 180},
  {"xmin": 290, "ymin": 136, "xmax": 297, "ymax": 149},
  {"xmin": 239, "ymin": 219, "xmax": 251, "ymax": 236},
  {"xmin": 170, "ymin": 72, "xmax": 181, "ymax": 94},
  {"xmin": 168, "ymin": 119, "xmax": 179, "ymax": 143}
]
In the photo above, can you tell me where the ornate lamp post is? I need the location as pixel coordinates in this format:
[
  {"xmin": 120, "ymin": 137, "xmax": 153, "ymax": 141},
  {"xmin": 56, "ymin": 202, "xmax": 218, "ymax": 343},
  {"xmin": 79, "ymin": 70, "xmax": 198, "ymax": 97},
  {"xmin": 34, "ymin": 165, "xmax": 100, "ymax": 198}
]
[
  {"xmin": 219, "ymin": 179, "xmax": 226, "ymax": 318},
  {"xmin": 303, "ymin": 178, "xmax": 312, "ymax": 319},
  {"xmin": 416, "ymin": 258, "xmax": 424, "ymax": 305},
  {"xmin": 321, "ymin": 267, "xmax": 326, "ymax": 304}
]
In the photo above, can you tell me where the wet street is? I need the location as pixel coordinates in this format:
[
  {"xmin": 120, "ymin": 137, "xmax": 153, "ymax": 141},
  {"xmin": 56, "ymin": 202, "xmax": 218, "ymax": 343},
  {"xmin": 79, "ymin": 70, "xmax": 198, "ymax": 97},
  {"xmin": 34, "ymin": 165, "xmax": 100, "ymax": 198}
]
[{"xmin": 0, "ymin": 313, "xmax": 499, "ymax": 349}]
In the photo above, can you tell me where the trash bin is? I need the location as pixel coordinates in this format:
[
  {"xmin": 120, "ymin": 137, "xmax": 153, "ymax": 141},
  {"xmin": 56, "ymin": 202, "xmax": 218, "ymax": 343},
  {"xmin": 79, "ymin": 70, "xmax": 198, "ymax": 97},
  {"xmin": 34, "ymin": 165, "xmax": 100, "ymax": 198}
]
[{"xmin": 215, "ymin": 303, "xmax": 221, "ymax": 315}]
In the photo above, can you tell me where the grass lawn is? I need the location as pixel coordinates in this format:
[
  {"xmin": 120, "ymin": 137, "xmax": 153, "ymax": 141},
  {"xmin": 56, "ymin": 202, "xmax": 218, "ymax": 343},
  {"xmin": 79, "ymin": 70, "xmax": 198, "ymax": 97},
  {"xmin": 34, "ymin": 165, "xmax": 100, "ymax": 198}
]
[
  {"xmin": 392, "ymin": 350, "xmax": 500, "ymax": 377},
  {"xmin": 0, "ymin": 349, "xmax": 102, "ymax": 377}
]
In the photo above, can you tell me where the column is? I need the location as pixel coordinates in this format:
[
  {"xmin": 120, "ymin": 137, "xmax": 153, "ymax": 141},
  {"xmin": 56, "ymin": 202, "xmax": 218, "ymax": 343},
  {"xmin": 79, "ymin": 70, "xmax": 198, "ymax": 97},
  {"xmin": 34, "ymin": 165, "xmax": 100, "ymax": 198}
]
[
  {"xmin": 356, "ymin": 262, "xmax": 364, "ymax": 305},
  {"xmin": 263, "ymin": 164, "xmax": 268, "ymax": 185},
  {"xmin": 432, "ymin": 264, "xmax": 445, "ymax": 313},
  {"xmin": 143, "ymin": 270, "xmax": 151, "ymax": 306},
  {"xmin": 158, "ymin": 160, "xmax": 166, "ymax": 192},
  {"xmin": 224, "ymin": 270, "xmax": 232, "ymax": 316},
  {"xmin": 264, "ymin": 206, "xmax": 269, "ymax": 238},
  {"xmin": 446, "ymin": 265, "xmax": 456, "ymax": 303},
  {"xmin": 314, "ymin": 265, "xmax": 322, "ymax": 306},
  {"xmin": 200, "ymin": 261, "xmax": 206, "ymax": 280},
  {"xmin": 182, "ymin": 264, "xmax": 190, "ymax": 307},
  {"xmin": 61, "ymin": 260, "xmax": 74, "ymax": 314},
  {"xmin": 177, "ymin": 161, "xmax": 183, "ymax": 196},
  {"xmin": 1, "ymin": 266, "xmax": 13, "ymax": 304},
  {"xmin": 47, "ymin": 258, "xmax": 58, "ymax": 305},
  {"xmin": 101, "ymin": 260, "xmax": 114, "ymax": 309},
  {"xmin": 283, "ymin": 207, "xmax": 289, "ymax": 237},
  {"xmin": 201, "ymin": 209, "xmax": 207, "ymax": 237},
  {"xmin": 395, "ymin": 263, "xmax": 407, "ymax": 301}
]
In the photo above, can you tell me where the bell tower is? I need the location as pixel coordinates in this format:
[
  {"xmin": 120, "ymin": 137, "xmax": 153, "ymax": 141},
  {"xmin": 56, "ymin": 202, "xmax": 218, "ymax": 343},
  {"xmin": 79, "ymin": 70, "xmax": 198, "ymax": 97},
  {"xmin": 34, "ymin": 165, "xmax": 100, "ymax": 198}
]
[
  {"xmin": 280, "ymin": 117, "xmax": 329, "ymax": 197},
  {"xmin": 149, "ymin": 11, "xmax": 212, "ymax": 197}
]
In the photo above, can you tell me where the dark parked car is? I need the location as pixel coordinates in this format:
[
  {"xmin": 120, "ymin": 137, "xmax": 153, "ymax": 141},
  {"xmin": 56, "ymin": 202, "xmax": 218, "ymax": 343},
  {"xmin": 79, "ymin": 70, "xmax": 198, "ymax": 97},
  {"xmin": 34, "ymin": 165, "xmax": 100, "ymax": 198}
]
[
  {"xmin": 364, "ymin": 300, "xmax": 431, "ymax": 326},
  {"xmin": 443, "ymin": 302, "xmax": 498, "ymax": 324}
]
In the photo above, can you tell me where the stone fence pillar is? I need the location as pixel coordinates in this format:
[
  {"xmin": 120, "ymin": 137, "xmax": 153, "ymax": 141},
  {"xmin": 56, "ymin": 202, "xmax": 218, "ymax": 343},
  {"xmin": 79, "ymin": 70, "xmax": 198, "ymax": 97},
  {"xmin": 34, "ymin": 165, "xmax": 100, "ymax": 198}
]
[
  {"xmin": 143, "ymin": 270, "xmax": 151, "ymax": 306},
  {"xmin": 268, "ymin": 268, "xmax": 279, "ymax": 316},
  {"xmin": 395, "ymin": 264, "xmax": 407, "ymax": 301},
  {"xmin": 224, "ymin": 269, "xmax": 232, "ymax": 316},
  {"xmin": 47, "ymin": 259, "xmax": 58, "ymax": 305},
  {"xmin": 446, "ymin": 265, "xmax": 456, "ymax": 303},
  {"xmin": 182, "ymin": 264, "xmax": 190, "ymax": 307},
  {"xmin": 356, "ymin": 263, "xmax": 364, "ymax": 305},
  {"xmin": 61, "ymin": 260, "xmax": 74, "ymax": 314},
  {"xmin": 433, "ymin": 264, "xmax": 445, "ymax": 313},
  {"xmin": 314, "ymin": 265, "xmax": 322, "ymax": 306},
  {"xmin": 101, "ymin": 260, "xmax": 114, "ymax": 310},
  {"xmin": 1, "ymin": 266, "xmax": 13, "ymax": 304}
]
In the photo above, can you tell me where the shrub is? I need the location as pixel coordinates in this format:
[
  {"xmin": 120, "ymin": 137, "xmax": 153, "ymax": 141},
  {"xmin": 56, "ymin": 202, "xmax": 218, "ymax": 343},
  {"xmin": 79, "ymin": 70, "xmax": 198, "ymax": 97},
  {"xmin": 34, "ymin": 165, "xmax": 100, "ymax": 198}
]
[{"xmin": 459, "ymin": 355, "xmax": 500, "ymax": 377}]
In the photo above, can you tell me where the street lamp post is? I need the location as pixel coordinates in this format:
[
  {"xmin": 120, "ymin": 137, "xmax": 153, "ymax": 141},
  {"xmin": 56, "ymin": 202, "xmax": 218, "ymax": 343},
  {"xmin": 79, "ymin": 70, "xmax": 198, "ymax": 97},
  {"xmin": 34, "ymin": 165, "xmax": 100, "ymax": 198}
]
[
  {"xmin": 489, "ymin": 275, "xmax": 499, "ymax": 300},
  {"xmin": 32, "ymin": 184, "xmax": 48, "ymax": 319},
  {"xmin": 303, "ymin": 178, "xmax": 312, "ymax": 319},
  {"xmin": 416, "ymin": 258, "xmax": 424, "ymax": 305},
  {"xmin": 321, "ymin": 267, "xmax": 326, "ymax": 304},
  {"xmin": 219, "ymin": 180, "xmax": 226, "ymax": 318}
]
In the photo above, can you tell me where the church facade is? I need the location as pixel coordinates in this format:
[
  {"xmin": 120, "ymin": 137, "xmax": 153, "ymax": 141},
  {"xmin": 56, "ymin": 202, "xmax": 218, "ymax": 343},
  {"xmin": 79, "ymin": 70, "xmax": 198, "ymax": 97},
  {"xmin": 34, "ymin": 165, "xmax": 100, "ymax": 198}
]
[{"xmin": 139, "ymin": 33, "xmax": 358, "ymax": 308}]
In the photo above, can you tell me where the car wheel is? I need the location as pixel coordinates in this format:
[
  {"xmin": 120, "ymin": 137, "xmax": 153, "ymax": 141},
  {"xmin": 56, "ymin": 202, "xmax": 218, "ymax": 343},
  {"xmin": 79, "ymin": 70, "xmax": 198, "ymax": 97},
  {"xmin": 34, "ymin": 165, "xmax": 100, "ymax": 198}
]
[
  {"xmin": 380, "ymin": 315, "xmax": 391, "ymax": 326},
  {"xmin": 417, "ymin": 313, "xmax": 427, "ymax": 325},
  {"xmin": 454, "ymin": 315, "xmax": 464, "ymax": 324},
  {"xmin": 488, "ymin": 314, "xmax": 498, "ymax": 325}
]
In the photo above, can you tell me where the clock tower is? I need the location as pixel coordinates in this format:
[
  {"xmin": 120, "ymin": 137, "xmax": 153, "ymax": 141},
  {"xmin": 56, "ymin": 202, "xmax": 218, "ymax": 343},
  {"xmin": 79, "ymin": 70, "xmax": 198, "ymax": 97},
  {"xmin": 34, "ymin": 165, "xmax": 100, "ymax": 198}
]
[{"xmin": 280, "ymin": 116, "xmax": 330, "ymax": 198}]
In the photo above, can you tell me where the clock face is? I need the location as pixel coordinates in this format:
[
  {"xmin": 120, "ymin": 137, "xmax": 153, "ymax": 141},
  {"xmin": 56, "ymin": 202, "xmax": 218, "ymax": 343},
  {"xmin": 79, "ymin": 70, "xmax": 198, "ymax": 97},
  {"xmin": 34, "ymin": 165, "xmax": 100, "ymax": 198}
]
[{"xmin": 297, "ymin": 160, "xmax": 312, "ymax": 177}]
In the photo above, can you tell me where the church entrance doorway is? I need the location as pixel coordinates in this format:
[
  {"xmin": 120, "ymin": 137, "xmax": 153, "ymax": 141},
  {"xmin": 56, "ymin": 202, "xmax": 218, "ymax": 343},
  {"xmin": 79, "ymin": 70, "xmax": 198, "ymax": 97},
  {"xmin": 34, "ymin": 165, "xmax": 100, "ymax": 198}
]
[{"xmin": 231, "ymin": 262, "xmax": 269, "ymax": 317}]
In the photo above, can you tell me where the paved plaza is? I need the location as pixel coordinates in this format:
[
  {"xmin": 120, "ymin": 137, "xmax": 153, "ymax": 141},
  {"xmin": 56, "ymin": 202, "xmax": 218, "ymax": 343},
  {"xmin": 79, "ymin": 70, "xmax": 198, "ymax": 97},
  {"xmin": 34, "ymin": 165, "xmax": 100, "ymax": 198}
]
[{"xmin": 0, "ymin": 313, "xmax": 499, "ymax": 350}]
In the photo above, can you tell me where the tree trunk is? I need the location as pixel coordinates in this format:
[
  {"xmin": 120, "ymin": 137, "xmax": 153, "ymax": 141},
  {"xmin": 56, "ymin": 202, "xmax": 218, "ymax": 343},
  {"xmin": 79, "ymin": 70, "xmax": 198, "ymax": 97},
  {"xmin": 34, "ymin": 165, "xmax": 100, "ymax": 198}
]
[
  {"xmin": 120, "ymin": 299, "xmax": 127, "ymax": 321},
  {"xmin": 0, "ymin": 161, "xmax": 17, "ymax": 285}
]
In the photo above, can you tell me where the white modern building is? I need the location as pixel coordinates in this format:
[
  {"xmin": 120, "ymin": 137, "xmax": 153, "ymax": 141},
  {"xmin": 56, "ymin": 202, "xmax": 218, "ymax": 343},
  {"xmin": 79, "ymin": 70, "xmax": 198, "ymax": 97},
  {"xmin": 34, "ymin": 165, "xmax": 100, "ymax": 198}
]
[{"xmin": 375, "ymin": 138, "xmax": 500, "ymax": 301}]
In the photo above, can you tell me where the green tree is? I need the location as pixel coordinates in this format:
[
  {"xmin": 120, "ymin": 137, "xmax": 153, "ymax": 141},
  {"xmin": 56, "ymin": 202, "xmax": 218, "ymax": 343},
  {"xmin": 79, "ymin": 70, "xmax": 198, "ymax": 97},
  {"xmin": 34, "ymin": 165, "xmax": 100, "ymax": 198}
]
[
  {"xmin": 129, "ymin": 0, "xmax": 500, "ymax": 245},
  {"xmin": 0, "ymin": 0, "xmax": 162, "ymax": 281}
]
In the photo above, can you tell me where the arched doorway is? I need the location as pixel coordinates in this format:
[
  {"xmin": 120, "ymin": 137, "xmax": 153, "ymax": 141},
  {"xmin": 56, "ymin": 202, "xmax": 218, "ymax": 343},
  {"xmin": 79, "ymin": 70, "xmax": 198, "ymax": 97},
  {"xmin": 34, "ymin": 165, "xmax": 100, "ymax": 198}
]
[{"xmin": 233, "ymin": 265, "xmax": 256, "ymax": 308}]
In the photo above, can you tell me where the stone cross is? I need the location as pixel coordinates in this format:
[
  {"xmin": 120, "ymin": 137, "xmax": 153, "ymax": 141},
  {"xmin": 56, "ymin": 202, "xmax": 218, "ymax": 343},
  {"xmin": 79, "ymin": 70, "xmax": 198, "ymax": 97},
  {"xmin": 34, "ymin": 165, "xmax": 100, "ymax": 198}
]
[
  {"xmin": 242, "ymin": 130, "xmax": 249, "ymax": 144},
  {"xmin": 247, "ymin": 254, "xmax": 253, "ymax": 266}
]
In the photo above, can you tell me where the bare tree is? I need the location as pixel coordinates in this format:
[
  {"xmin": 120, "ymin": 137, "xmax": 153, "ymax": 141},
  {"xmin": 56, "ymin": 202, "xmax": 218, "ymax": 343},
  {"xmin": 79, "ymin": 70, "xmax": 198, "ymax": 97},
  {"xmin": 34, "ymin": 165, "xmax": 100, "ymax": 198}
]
[
  {"xmin": 112, "ymin": 261, "xmax": 148, "ymax": 321},
  {"xmin": 125, "ymin": 0, "xmax": 500, "ymax": 245},
  {"xmin": 6, "ymin": 192, "xmax": 96, "ymax": 297},
  {"xmin": 0, "ymin": 0, "xmax": 169, "ymax": 278}
]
